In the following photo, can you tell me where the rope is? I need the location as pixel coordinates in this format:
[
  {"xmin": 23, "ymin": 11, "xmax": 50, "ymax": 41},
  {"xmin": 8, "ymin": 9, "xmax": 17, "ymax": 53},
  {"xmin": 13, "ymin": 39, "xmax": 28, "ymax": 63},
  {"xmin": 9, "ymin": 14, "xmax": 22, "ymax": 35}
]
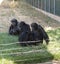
[
  {"xmin": 0, "ymin": 39, "xmax": 58, "ymax": 46},
  {"xmin": 0, "ymin": 40, "xmax": 44, "ymax": 46}
]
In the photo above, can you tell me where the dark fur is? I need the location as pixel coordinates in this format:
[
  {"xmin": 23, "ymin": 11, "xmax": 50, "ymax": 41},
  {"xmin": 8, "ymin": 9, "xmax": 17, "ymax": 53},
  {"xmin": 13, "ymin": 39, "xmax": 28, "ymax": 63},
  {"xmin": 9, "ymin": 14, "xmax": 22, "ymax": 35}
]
[
  {"xmin": 19, "ymin": 31, "xmax": 38, "ymax": 46},
  {"xmin": 18, "ymin": 21, "xmax": 39, "ymax": 46},
  {"xmin": 18, "ymin": 21, "xmax": 31, "ymax": 46},
  {"xmin": 38, "ymin": 25, "xmax": 49, "ymax": 44},
  {"xmin": 19, "ymin": 21, "xmax": 30, "ymax": 32},
  {"xmin": 31, "ymin": 23, "xmax": 49, "ymax": 45},
  {"xmin": 31, "ymin": 23, "xmax": 43, "ymax": 44},
  {"xmin": 9, "ymin": 19, "xmax": 20, "ymax": 35}
]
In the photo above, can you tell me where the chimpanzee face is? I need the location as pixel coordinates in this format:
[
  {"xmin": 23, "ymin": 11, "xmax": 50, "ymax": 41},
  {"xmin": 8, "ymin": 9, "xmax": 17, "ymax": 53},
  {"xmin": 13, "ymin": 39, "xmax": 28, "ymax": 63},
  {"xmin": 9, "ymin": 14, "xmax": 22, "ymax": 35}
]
[
  {"xmin": 19, "ymin": 21, "xmax": 25, "ymax": 27},
  {"xmin": 11, "ymin": 19, "xmax": 18, "ymax": 26},
  {"xmin": 12, "ymin": 22, "xmax": 17, "ymax": 26},
  {"xmin": 31, "ymin": 23, "xmax": 38, "ymax": 30}
]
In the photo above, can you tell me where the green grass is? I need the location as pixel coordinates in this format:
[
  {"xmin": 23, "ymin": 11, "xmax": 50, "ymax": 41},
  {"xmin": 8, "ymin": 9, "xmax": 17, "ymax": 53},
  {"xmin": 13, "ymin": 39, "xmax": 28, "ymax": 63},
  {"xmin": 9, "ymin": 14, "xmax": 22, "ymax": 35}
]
[{"xmin": 0, "ymin": 28, "xmax": 60, "ymax": 64}]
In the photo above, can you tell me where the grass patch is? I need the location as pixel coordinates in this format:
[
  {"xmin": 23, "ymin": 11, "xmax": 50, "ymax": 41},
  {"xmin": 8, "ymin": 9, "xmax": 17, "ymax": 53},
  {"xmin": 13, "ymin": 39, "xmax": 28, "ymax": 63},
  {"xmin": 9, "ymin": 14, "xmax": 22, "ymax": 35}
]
[
  {"xmin": 0, "ymin": 33, "xmax": 18, "ymax": 44},
  {"xmin": 0, "ymin": 28, "xmax": 60, "ymax": 64}
]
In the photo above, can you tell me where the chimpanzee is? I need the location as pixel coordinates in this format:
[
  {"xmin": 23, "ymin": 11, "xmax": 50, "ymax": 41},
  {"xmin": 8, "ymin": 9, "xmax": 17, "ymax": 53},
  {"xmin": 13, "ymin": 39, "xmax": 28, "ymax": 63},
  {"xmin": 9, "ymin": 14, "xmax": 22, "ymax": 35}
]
[
  {"xmin": 31, "ymin": 23, "xmax": 43, "ymax": 44},
  {"xmin": 28, "ymin": 31, "xmax": 39, "ymax": 45},
  {"xmin": 19, "ymin": 31, "xmax": 38, "ymax": 46},
  {"xmin": 31, "ymin": 23, "xmax": 49, "ymax": 45},
  {"xmin": 9, "ymin": 18, "xmax": 20, "ymax": 35},
  {"xmin": 18, "ymin": 31, "xmax": 29, "ymax": 46},
  {"xmin": 18, "ymin": 21, "xmax": 31, "ymax": 46},
  {"xmin": 19, "ymin": 21, "xmax": 31, "ymax": 33}
]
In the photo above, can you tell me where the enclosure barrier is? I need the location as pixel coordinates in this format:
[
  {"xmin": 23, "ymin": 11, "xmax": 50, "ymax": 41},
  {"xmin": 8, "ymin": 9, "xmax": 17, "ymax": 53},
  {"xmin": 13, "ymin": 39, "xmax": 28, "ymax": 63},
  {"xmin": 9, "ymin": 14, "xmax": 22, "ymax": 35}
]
[{"xmin": 25, "ymin": 0, "xmax": 60, "ymax": 16}]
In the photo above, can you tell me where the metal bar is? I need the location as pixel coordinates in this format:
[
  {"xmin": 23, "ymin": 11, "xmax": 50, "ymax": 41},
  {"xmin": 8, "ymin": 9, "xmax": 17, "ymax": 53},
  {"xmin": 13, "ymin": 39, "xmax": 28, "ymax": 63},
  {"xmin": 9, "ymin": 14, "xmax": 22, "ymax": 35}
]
[
  {"xmin": 32, "ymin": 0, "xmax": 33, "ymax": 5},
  {"xmin": 45, "ymin": 0, "xmax": 46, "ymax": 11},
  {"xmin": 38, "ymin": 0, "xmax": 39, "ymax": 8},
  {"xmin": 41, "ymin": 0, "xmax": 42, "ymax": 9},
  {"xmin": 49, "ymin": 0, "xmax": 50, "ymax": 12},
  {"xmin": 54, "ymin": 0, "xmax": 56, "ymax": 14}
]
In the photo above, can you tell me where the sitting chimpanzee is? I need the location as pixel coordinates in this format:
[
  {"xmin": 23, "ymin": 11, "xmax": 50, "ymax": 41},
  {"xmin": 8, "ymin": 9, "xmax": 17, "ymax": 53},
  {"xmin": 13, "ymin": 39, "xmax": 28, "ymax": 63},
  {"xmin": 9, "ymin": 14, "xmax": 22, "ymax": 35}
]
[
  {"xmin": 19, "ymin": 31, "xmax": 38, "ymax": 46},
  {"xmin": 19, "ymin": 21, "xmax": 31, "ymax": 33},
  {"xmin": 31, "ymin": 23, "xmax": 49, "ymax": 45},
  {"xmin": 18, "ymin": 21, "xmax": 31, "ymax": 46},
  {"xmin": 27, "ymin": 31, "xmax": 39, "ymax": 45},
  {"xmin": 31, "ymin": 23, "xmax": 43, "ymax": 44},
  {"xmin": 9, "ymin": 18, "xmax": 20, "ymax": 35},
  {"xmin": 19, "ymin": 31, "xmax": 29, "ymax": 46}
]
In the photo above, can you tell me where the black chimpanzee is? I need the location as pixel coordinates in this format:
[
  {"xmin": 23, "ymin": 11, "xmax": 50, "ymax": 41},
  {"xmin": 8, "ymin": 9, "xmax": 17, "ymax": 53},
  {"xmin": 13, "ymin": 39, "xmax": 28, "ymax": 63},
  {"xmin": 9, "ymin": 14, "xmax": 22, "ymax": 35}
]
[
  {"xmin": 9, "ymin": 18, "xmax": 20, "ymax": 35},
  {"xmin": 31, "ymin": 23, "xmax": 49, "ymax": 45},
  {"xmin": 19, "ymin": 21, "xmax": 31, "ymax": 33},
  {"xmin": 31, "ymin": 23, "xmax": 43, "ymax": 44},
  {"xmin": 18, "ymin": 21, "xmax": 31, "ymax": 46},
  {"xmin": 19, "ymin": 31, "xmax": 38, "ymax": 46},
  {"xmin": 19, "ymin": 31, "xmax": 29, "ymax": 46}
]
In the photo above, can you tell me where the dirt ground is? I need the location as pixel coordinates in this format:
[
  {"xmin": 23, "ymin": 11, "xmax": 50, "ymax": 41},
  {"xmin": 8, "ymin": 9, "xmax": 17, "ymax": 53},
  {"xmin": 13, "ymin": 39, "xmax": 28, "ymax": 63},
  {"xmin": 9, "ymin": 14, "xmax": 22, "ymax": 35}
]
[
  {"xmin": 0, "ymin": 0, "xmax": 39, "ymax": 32},
  {"xmin": 0, "ymin": 0, "xmax": 60, "ymax": 33},
  {"xmin": 0, "ymin": 1, "xmax": 60, "ymax": 64}
]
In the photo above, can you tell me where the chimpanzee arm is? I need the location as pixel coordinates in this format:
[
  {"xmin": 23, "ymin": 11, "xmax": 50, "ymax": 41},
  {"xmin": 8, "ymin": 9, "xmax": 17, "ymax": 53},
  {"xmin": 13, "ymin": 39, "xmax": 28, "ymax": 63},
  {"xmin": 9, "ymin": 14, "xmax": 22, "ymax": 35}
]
[
  {"xmin": 9, "ymin": 25, "xmax": 14, "ymax": 35},
  {"xmin": 39, "ymin": 25, "xmax": 49, "ymax": 44}
]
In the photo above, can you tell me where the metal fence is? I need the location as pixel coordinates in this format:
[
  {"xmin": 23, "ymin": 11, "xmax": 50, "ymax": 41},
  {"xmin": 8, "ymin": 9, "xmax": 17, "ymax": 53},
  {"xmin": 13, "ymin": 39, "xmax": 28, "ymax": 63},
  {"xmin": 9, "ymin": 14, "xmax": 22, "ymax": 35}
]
[{"xmin": 25, "ymin": 0, "xmax": 60, "ymax": 16}]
